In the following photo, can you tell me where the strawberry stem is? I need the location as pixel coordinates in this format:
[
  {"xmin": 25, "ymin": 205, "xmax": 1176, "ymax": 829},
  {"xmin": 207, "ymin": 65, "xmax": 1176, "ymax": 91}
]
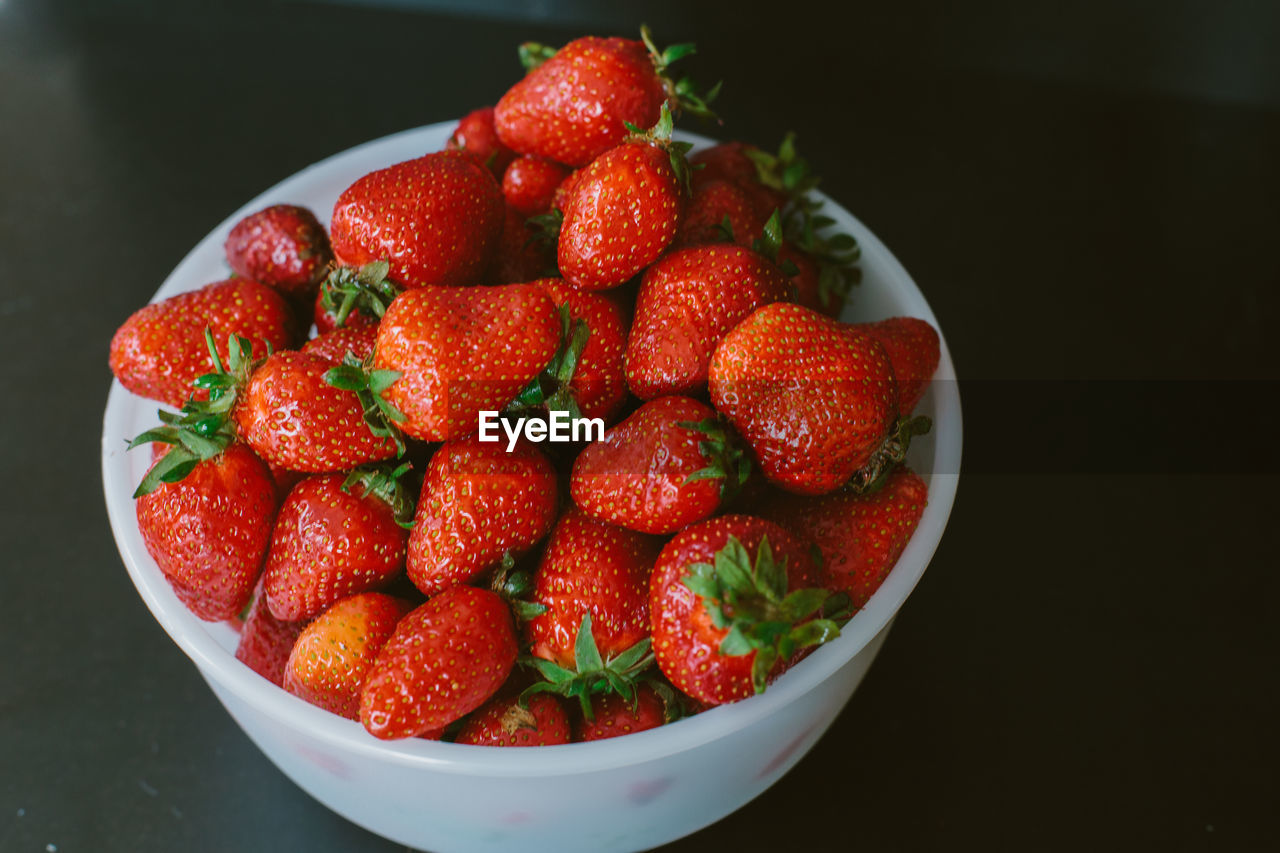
[{"xmin": 520, "ymin": 613, "xmax": 655, "ymax": 720}]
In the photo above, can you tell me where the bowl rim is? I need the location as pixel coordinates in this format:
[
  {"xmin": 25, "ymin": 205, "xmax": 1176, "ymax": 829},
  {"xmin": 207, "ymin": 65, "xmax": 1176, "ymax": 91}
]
[{"xmin": 101, "ymin": 121, "xmax": 962, "ymax": 778}]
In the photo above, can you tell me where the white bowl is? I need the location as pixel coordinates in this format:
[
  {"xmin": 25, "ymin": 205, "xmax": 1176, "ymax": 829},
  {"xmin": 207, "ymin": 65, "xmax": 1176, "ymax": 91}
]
[{"xmin": 101, "ymin": 121, "xmax": 962, "ymax": 853}]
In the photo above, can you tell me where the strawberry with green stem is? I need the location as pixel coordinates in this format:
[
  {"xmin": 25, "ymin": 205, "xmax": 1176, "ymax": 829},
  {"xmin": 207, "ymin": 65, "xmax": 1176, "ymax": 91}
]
[
  {"xmin": 445, "ymin": 106, "xmax": 517, "ymax": 178},
  {"xmin": 313, "ymin": 260, "xmax": 401, "ymax": 334},
  {"xmin": 576, "ymin": 681, "xmax": 684, "ymax": 741}
]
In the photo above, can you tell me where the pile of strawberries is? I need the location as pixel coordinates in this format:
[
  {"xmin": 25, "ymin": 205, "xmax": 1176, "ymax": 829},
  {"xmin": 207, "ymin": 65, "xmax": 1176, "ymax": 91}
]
[{"xmin": 108, "ymin": 28, "xmax": 941, "ymax": 746}]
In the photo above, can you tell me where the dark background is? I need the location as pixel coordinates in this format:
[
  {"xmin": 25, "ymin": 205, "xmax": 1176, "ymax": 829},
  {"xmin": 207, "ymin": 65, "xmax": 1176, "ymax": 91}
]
[{"xmin": 2, "ymin": 0, "xmax": 1278, "ymax": 850}]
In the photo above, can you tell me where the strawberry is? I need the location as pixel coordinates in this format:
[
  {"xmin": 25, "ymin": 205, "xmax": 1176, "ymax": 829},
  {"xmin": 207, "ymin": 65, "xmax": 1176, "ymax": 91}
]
[
  {"xmin": 262, "ymin": 466, "xmax": 414, "ymax": 622},
  {"xmin": 407, "ymin": 435, "xmax": 558, "ymax": 596},
  {"xmin": 283, "ymin": 592, "xmax": 412, "ymax": 720},
  {"xmin": 708, "ymin": 302, "xmax": 900, "ymax": 495},
  {"xmin": 502, "ymin": 155, "xmax": 571, "ymax": 217},
  {"xmin": 109, "ymin": 278, "xmax": 294, "ymax": 408},
  {"xmin": 445, "ymin": 106, "xmax": 516, "ymax": 178},
  {"xmin": 852, "ymin": 317, "xmax": 941, "ymax": 415},
  {"xmin": 556, "ymin": 106, "xmax": 690, "ymax": 290},
  {"xmin": 575, "ymin": 682, "xmax": 672, "ymax": 742},
  {"xmin": 649, "ymin": 514, "xmax": 842, "ymax": 705},
  {"xmin": 776, "ymin": 241, "xmax": 824, "ymax": 314},
  {"xmin": 359, "ymin": 585, "xmax": 517, "ymax": 739},
  {"xmin": 300, "ymin": 324, "xmax": 377, "ymax": 364},
  {"xmin": 313, "ymin": 260, "xmax": 400, "ymax": 335},
  {"xmin": 673, "ymin": 179, "xmax": 765, "ymax": 249},
  {"xmin": 765, "ymin": 467, "xmax": 927, "ymax": 609},
  {"xmin": 372, "ymin": 284, "xmax": 561, "ymax": 441},
  {"xmin": 689, "ymin": 142, "xmax": 787, "ymax": 221},
  {"xmin": 455, "ymin": 692, "xmax": 571, "ymax": 747},
  {"xmin": 329, "ymin": 151, "xmax": 504, "ymax": 288},
  {"xmin": 494, "ymin": 29, "xmax": 714, "ymax": 167},
  {"xmin": 235, "ymin": 582, "xmax": 308, "ymax": 686},
  {"xmin": 625, "ymin": 244, "xmax": 790, "ymax": 400},
  {"xmin": 569, "ymin": 396, "xmax": 748, "ymax": 534},
  {"xmin": 485, "ymin": 204, "xmax": 556, "ymax": 285},
  {"xmin": 135, "ymin": 442, "xmax": 277, "ymax": 621},
  {"xmin": 223, "ymin": 204, "xmax": 332, "ymax": 298}
]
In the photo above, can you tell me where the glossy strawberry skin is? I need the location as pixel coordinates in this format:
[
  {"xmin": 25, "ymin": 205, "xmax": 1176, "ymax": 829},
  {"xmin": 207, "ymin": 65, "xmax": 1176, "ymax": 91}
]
[
  {"xmin": 407, "ymin": 436, "xmax": 558, "ymax": 597},
  {"xmin": 284, "ymin": 592, "xmax": 412, "ymax": 720},
  {"xmin": 558, "ymin": 141, "xmax": 683, "ymax": 291},
  {"xmin": 109, "ymin": 279, "xmax": 294, "ymax": 408},
  {"xmin": 709, "ymin": 303, "xmax": 899, "ymax": 496},
  {"xmin": 456, "ymin": 692, "xmax": 571, "ymax": 747},
  {"xmin": 373, "ymin": 284, "xmax": 561, "ymax": 441},
  {"xmin": 674, "ymin": 179, "xmax": 765, "ymax": 249},
  {"xmin": 689, "ymin": 142, "xmax": 788, "ymax": 221},
  {"xmin": 233, "ymin": 350, "xmax": 398, "ymax": 472},
  {"xmin": 852, "ymin": 317, "xmax": 941, "ymax": 415},
  {"xmin": 765, "ymin": 467, "xmax": 928, "ymax": 609},
  {"xmin": 494, "ymin": 37, "xmax": 667, "ymax": 167},
  {"xmin": 235, "ymin": 583, "xmax": 308, "ymax": 687},
  {"xmin": 300, "ymin": 325, "xmax": 377, "ymax": 364},
  {"xmin": 530, "ymin": 278, "xmax": 628, "ymax": 423},
  {"xmin": 224, "ymin": 204, "xmax": 332, "ymax": 298},
  {"xmin": 262, "ymin": 474, "xmax": 409, "ymax": 622},
  {"xmin": 446, "ymin": 106, "xmax": 516, "ymax": 178},
  {"xmin": 330, "ymin": 151, "xmax": 504, "ymax": 288},
  {"xmin": 526, "ymin": 508, "xmax": 658, "ymax": 669},
  {"xmin": 576, "ymin": 682, "xmax": 668, "ymax": 741},
  {"xmin": 359, "ymin": 586, "xmax": 518, "ymax": 739},
  {"xmin": 625, "ymin": 244, "xmax": 791, "ymax": 400},
  {"xmin": 650, "ymin": 515, "xmax": 817, "ymax": 705},
  {"xmin": 570, "ymin": 396, "xmax": 723, "ymax": 534},
  {"xmin": 502, "ymin": 155, "xmax": 572, "ymax": 217},
  {"xmin": 136, "ymin": 443, "xmax": 277, "ymax": 621}
]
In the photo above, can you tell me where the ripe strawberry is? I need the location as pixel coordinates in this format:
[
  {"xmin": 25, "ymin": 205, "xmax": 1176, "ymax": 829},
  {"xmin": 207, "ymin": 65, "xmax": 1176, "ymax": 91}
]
[
  {"xmin": 776, "ymin": 241, "xmax": 824, "ymax": 314},
  {"xmin": 557, "ymin": 108, "xmax": 689, "ymax": 291},
  {"xmin": 445, "ymin": 106, "xmax": 517, "ymax": 178},
  {"xmin": 494, "ymin": 29, "xmax": 714, "ymax": 167},
  {"xmin": 649, "ymin": 514, "xmax": 840, "ymax": 705},
  {"xmin": 329, "ymin": 151, "xmax": 504, "ymax": 288},
  {"xmin": 109, "ymin": 278, "xmax": 294, "ymax": 408},
  {"xmin": 852, "ymin": 317, "xmax": 941, "ymax": 415},
  {"xmin": 485, "ymin": 204, "xmax": 556, "ymax": 285},
  {"xmin": 359, "ymin": 586, "xmax": 517, "ymax": 739},
  {"xmin": 502, "ymin": 155, "xmax": 572, "ymax": 217},
  {"xmin": 455, "ymin": 692, "xmax": 571, "ymax": 747},
  {"xmin": 235, "ymin": 583, "xmax": 308, "ymax": 686},
  {"xmin": 673, "ymin": 179, "xmax": 765, "ymax": 249},
  {"xmin": 708, "ymin": 303, "xmax": 899, "ymax": 495},
  {"xmin": 765, "ymin": 467, "xmax": 928, "ymax": 609},
  {"xmin": 223, "ymin": 204, "xmax": 332, "ymax": 298},
  {"xmin": 689, "ymin": 142, "xmax": 787, "ymax": 221},
  {"xmin": 570, "ymin": 396, "xmax": 748, "ymax": 534},
  {"xmin": 263, "ymin": 466, "xmax": 414, "ymax": 622},
  {"xmin": 407, "ymin": 435, "xmax": 558, "ymax": 596},
  {"xmin": 300, "ymin": 324, "xmax": 377, "ymax": 364},
  {"xmin": 283, "ymin": 592, "xmax": 412, "ymax": 720},
  {"xmin": 575, "ymin": 682, "xmax": 671, "ymax": 742},
  {"xmin": 135, "ymin": 442, "xmax": 277, "ymax": 621},
  {"xmin": 526, "ymin": 278, "xmax": 628, "ymax": 423},
  {"xmin": 625, "ymin": 244, "xmax": 790, "ymax": 400},
  {"xmin": 313, "ymin": 260, "xmax": 400, "ymax": 335},
  {"xmin": 372, "ymin": 284, "xmax": 561, "ymax": 441}
]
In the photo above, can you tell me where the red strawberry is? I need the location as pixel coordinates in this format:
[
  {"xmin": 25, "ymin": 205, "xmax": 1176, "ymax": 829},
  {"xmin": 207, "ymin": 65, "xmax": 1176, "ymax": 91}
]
[
  {"xmin": 262, "ymin": 467, "xmax": 413, "ymax": 622},
  {"xmin": 625, "ymin": 244, "xmax": 790, "ymax": 400},
  {"xmin": 455, "ymin": 692, "xmax": 571, "ymax": 747},
  {"xmin": 776, "ymin": 241, "xmax": 824, "ymax": 314},
  {"xmin": 649, "ymin": 514, "xmax": 839, "ymax": 705},
  {"xmin": 359, "ymin": 586, "xmax": 517, "ymax": 739},
  {"xmin": 673, "ymin": 179, "xmax": 765, "ymax": 249},
  {"xmin": 765, "ymin": 467, "xmax": 928, "ymax": 609},
  {"xmin": 708, "ymin": 303, "xmax": 899, "ymax": 495},
  {"xmin": 528, "ymin": 278, "xmax": 628, "ymax": 423},
  {"xmin": 852, "ymin": 317, "xmax": 941, "ymax": 415},
  {"xmin": 575, "ymin": 682, "xmax": 670, "ymax": 742},
  {"xmin": 135, "ymin": 443, "xmax": 277, "ymax": 621},
  {"xmin": 569, "ymin": 396, "xmax": 747, "ymax": 534},
  {"xmin": 235, "ymin": 583, "xmax": 308, "ymax": 686},
  {"xmin": 689, "ymin": 142, "xmax": 787, "ymax": 221},
  {"xmin": 283, "ymin": 592, "xmax": 412, "ymax": 720},
  {"xmin": 557, "ymin": 111, "xmax": 688, "ymax": 291},
  {"xmin": 234, "ymin": 350, "xmax": 399, "ymax": 472},
  {"xmin": 329, "ymin": 151, "xmax": 504, "ymax": 288},
  {"xmin": 224, "ymin": 204, "xmax": 332, "ymax": 298},
  {"xmin": 312, "ymin": 261, "xmax": 400, "ymax": 335},
  {"xmin": 147, "ymin": 440, "xmax": 301, "ymax": 504},
  {"xmin": 486, "ymin": 204, "xmax": 555, "ymax": 285},
  {"xmin": 445, "ymin": 106, "xmax": 516, "ymax": 178},
  {"xmin": 300, "ymin": 324, "xmax": 377, "ymax": 365},
  {"xmin": 372, "ymin": 284, "xmax": 561, "ymax": 441},
  {"xmin": 109, "ymin": 278, "xmax": 294, "ymax": 408},
  {"xmin": 551, "ymin": 167, "xmax": 583, "ymax": 213},
  {"xmin": 502, "ymin": 155, "xmax": 572, "ymax": 217},
  {"xmin": 407, "ymin": 435, "xmax": 558, "ymax": 597}
]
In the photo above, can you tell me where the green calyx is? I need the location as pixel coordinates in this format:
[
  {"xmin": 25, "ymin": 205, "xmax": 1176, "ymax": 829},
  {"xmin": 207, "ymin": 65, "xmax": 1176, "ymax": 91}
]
[
  {"xmin": 127, "ymin": 329, "xmax": 261, "ymax": 497},
  {"xmin": 847, "ymin": 415, "xmax": 932, "ymax": 496},
  {"xmin": 491, "ymin": 552, "xmax": 547, "ymax": 622},
  {"xmin": 676, "ymin": 417, "xmax": 751, "ymax": 501},
  {"xmin": 520, "ymin": 613, "xmax": 655, "ymax": 720},
  {"xmin": 507, "ymin": 303, "xmax": 590, "ymax": 421},
  {"xmin": 681, "ymin": 535, "xmax": 846, "ymax": 694},
  {"xmin": 639, "ymin": 24, "xmax": 721, "ymax": 122},
  {"xmin": 316, "ymin": 260, "xmax": 400, "ymax": 329},
  {"xmin": 342, "ymin": 461, "xmax": 417, "ymax": 528},
  {"xmin": 518, "ymin": 41, "xmax": 558, "ymax": 72},
  {"xmin": 625, "ymin": 103, "xmax": 696, "ymax": 197},
  {"xmin": 322, "ymin": 350, "xmax": 407, "ymax": 457}
]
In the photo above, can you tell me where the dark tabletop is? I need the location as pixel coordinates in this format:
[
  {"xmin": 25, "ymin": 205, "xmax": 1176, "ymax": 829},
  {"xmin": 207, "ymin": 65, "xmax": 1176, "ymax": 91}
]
[{"xmin": 3, "ymin": 1, "xmax": 1278, "ymax": 850}]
